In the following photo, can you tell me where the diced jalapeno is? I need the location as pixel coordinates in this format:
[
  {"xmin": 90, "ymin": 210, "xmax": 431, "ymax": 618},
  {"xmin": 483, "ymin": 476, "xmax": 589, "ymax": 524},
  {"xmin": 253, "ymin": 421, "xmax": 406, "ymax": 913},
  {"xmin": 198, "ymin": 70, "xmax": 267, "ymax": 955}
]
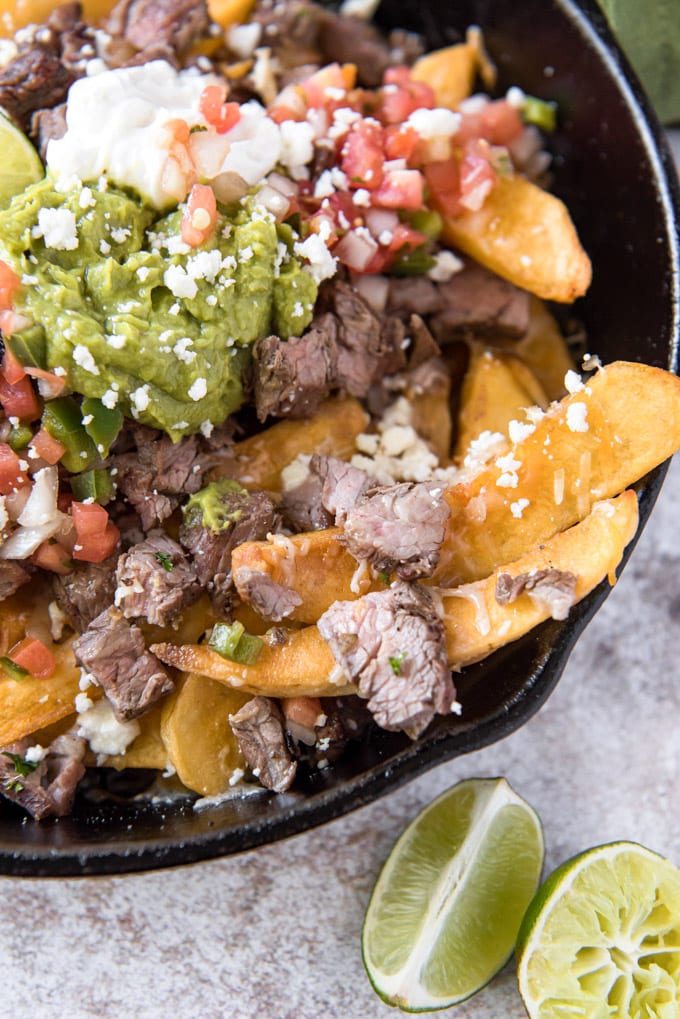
[
  {"xmin": 7, "ymin": 424, "xmax": 32, "ymax": 451},
  {"xmin": 390, "ymin": 244, "xmax": 437, "ymax": 277},
  {"xmin": 522, "ymin": 95, "xmax": 557, "ymax": 132},
  {"xmin": 209, "ymin": 621, "xmax": 263, "ymax": 665},
  {"xmin": 70, "ymin": 468, "xmax": 115, "ymax": 505},
  {"xmin": 42, "ymin": 396, "xmax": 98, "ymax": 473},
  {"xmin": 5, "ymin": 326, "xmax": 47, "ymax": 369},
  {"xmin": 401, "ymin": 208, "xmax": 443, "ymax": 240},
  {"xmin": 81, "ymin": 397, "xmax": 123, "ymax": 458},
  {"xmin": 0, "ymin": 656, "xmax": 28, "ymax": 681}
]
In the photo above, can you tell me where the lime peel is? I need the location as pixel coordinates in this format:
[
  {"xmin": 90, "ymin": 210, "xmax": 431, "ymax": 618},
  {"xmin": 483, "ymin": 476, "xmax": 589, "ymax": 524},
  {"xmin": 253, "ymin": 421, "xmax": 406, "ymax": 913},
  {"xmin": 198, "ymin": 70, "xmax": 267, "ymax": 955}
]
[
  {"xmin": 362, "ymin": 777, "xmax": 544, "ymax": 1012},
  {"xmin": 0, "ymin": 114, "xmax": 44, "ymax": 210}
]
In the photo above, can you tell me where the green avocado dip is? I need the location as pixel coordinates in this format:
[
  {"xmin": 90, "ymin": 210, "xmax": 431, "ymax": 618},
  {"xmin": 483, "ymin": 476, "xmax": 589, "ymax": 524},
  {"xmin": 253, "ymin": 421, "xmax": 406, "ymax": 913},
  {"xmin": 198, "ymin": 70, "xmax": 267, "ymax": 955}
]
[{"xmin": 0, "ymin": 176, "xmax": 318, "ymax": 440}]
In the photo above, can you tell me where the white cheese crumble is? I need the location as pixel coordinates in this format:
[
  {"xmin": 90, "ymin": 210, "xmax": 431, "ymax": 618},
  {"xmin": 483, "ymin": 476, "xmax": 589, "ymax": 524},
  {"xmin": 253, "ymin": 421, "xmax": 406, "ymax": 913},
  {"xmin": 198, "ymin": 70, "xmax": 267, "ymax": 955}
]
[
  {"xmin": 463, "ymin": 430, "xmax": 507, "ymax": 470},
  {"xmin": 566, "ymin": 402, "xmax": 589, "ymax": 432},
  {"xmin": 188, "ymin": 377, "xmax": 207, "ymax": 401},
  {"xmin": 508, "ymin": 419, "xmax": 536, "ymax": 444},
  {"xmin": 510, "ymin": 497, "xmax": 530, "ymax": 518},
  {"xmin": 24, "ymin": 744, "xmax": 46, "ymax": 764},
  {"xmin": 294, "ymin": 233, "xmax": 337, "ymax": 284},
  {"xmin": 278, "ymin": 119, "xmax": 315, "ymax": 179},
  {"xmin": 564, "ymin": 369, "xmax": 584, "ymax": 394},
  {"xmin": 164, "ymin": 264, "xmax": 198, "ymax": 300},
  {"xmin": 407, "ymin": 107, "xmax": 462, "ymax": 138},
  {"xmin": 76, "ymin": 696, "xmax": 141, "ymax": 758},
  {"xmin": 73, "ymin": 343, "xmax": 100, "ymax": 375},
  {"xmin": 33, "ymin": 208, "xmax": 79, "ymax": 251},
  {"xmin": 351, "ymin": 396, "xmax": 439, "ymax": 484},
  {"xmin": 131, "ymin": 384, "xmax": 151, "ymax": 413},
  {"xmin": 427, "ymin": 250, "xmax": 464, "ymax": 283}
]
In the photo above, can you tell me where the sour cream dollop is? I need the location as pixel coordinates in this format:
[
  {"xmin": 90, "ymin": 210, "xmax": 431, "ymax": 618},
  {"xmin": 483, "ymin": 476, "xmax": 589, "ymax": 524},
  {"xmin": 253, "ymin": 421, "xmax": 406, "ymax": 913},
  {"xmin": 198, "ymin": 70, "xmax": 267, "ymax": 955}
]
[{"xmin": 46, "ymin": 60, "xmax": 281, "ymax": 210}]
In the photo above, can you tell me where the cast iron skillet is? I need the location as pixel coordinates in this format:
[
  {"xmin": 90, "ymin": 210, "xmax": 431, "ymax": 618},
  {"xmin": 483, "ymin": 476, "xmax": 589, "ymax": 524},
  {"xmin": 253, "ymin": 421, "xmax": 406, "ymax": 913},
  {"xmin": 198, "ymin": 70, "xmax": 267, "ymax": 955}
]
[{"xmin": 1, "ymin": 0, "xmax": 678, "ymax": 876}]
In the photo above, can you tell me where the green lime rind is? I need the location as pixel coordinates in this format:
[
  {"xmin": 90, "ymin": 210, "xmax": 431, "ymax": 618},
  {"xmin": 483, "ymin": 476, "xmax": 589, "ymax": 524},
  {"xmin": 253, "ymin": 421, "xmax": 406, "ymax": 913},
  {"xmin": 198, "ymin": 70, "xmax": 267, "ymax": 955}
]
[
  {"xmin": 516, "ymin": 840, "xmax": 680, "ymax": 1019},
  {"xmin": 362, "ymin": 777, "xmax": 544, "ymax": 1012},
  {"xmin": 0, "ymin": 115, "xmax": 44, "ymax": 209}
]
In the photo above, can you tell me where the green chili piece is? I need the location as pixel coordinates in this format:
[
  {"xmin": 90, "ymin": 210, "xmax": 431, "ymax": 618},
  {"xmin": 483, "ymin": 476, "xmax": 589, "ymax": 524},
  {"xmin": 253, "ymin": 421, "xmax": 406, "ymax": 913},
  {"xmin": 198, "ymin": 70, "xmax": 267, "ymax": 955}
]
[
  {"xmin": 5, "ymin": 326, "xmax": 47, "ymax": 369},
  {"xmin": 401, "ymin": 208, "xmax": 443, "ymax": 240},
  {"xmin": 231, "ymin": 633, "xmax": 264, "ymax": 666},
  {"xmin": 390, "ymin": 244, "xmax": 437, "ymax": 277},
  {"xmin": 70, "ymin": 468, "xmax": 115, "ymax": 505},
  {"xmin": 7, "ymin": 424, "xmax": 33, "ymax": 451},
  {"xmin": 42, "ymin": 397, "xmax": 98, "ymax": 473},
  {"xmin": 209, "ymin": 621, "xmax": 246, "ymax": 660},
  {"xmin": 81, "ymin": 397, "xmax": 124, "ymax": 458},
  {"xmin": 0, "ymin": 656, "xmax": 29, "ymax": 681},
  {"xmin": 522, "ymin": 95, "xmax": 557, "ymax": 132}
]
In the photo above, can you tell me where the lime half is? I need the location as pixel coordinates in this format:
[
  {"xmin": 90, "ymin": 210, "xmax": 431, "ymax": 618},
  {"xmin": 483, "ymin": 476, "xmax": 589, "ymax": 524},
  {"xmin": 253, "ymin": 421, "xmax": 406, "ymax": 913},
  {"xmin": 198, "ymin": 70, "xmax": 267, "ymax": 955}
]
[
  {"xmin": 362, "ymin": 777, "xmax": 544, "ymax": 1012},
  {"xmin": 517, "ymin": 841, "xmax": 680, "ymax": 1018},
  {"xmin": 0, "ymin": 114, "xmax": 43, "ymax": 209}
]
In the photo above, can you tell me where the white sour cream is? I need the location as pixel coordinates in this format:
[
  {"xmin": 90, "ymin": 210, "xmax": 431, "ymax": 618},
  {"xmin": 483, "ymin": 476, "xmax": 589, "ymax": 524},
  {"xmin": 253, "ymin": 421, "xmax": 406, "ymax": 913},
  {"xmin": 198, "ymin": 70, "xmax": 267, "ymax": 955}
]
[{"xmin": 46, "ymin": 60, "xmax": 282, "ymax": 210}]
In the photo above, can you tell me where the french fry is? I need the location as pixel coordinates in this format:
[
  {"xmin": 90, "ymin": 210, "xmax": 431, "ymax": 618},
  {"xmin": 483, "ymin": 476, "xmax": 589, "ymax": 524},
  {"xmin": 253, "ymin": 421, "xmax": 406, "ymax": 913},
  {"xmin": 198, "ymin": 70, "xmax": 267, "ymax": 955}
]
[
  {"xmin": 151, "ymin": 625, "xmax": 351, "ymax": 698},
  {"xmin": 231, "ymin": 362, "xmax": 680, "ymax": 621},
  {"xmin": 408, "ymin": 369, "xmax": 453, "ymax": 463},
  {"xmin": 494, "ymin": 296, "xmax": 575, "ymax": 402},
  {"xmin": 453, "ymin": 344, "xmax": 548, "ymax": 461},
  {"xmin": 206, "ymin": 395, "xmax": 370, "ymax": 493},
  {"xmin": 439, "ymin": 491, "xmax": 638, "ymax": 665},
  {"xmin": 0, "ymin": 638, "xmax": 82, "ymax": 746},
  {"xmin": 411, "ymin": 29, "xmax": 496, "ymax": 109},
  {"xmin": 160, "ymin": 673, "xmax": 251, "ymax": 795},
  {"xmin": 154, "ymin": 493, "xmax": 637, "ymax": 697},
  {"xmin": 441, "ymin": 175, "xmax": 592, "ymax": 303}
]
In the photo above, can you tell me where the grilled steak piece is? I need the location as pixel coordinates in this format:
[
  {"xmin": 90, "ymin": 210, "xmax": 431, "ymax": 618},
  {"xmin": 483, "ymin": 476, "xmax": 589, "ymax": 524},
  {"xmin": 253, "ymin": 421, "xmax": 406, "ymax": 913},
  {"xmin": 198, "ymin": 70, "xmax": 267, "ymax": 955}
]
[
  {"xmin": 495, "ymin": 568, "xmax": 578, "ymax": 620},
  {"xmin": 0, "ymin": 560, "xmax": 31, "ymax": 603},
  {"xmin": 106, "ymin": 0, "xmax": 210, "ymax": 57},
  {"xmin": 253, "ymin": 282, "xmax": 408, "ymax": 421},
  {"xmin": 32, "ymin": 103, "xmax": 67, "ymax": 160},
  {"xmin": 73, "ymin": 607, "xmax": 174, "ymax": 721},
  {"xmin": 109, "ymin": 428, "xmax": 206, "ymax": 531},
  {"xmin": 386, "ymin": 275, "xmax": 445, "ymax": 318},
  {"xmin": 280, "ymin": 455, "xmax": 371, "ymax": 533},
  {"xmin": 115, "ymin": 532, "xmax": 201, "ymax": 626},
  {"xmin": 0, "ymin": 734, "xmax": 86, "ymax": 820},
  {"xmin": 253, "ymin": 315, "xmax": 338, "ymax": 421},
  {"xmin": 234, "ymin": 567, "xmax": 303, "ymax": 622},
  {"xmin": 229, "ymin": 696, "xmax": 297, "ymax": 792},
  {"xmin": 342, "ymin": 481, "xmax": 451, "ymax": 580},
  {"xmin": 318, "ymin": 581, "xmax": 456, "ymax": 737},
  {"xmin": 0, "ymin": 49, "xmax": 75, "ymax": 135},
  {"xmin": 430, "ymin": 262, "xmax": 531, "ymax": 340},
  {"xmin": 179, "ymin": 481, "xmax": 278, "ymax": 612},
  {"xmin": 52, "ymin": 556, "xmax": 117, "ymax": 631}
]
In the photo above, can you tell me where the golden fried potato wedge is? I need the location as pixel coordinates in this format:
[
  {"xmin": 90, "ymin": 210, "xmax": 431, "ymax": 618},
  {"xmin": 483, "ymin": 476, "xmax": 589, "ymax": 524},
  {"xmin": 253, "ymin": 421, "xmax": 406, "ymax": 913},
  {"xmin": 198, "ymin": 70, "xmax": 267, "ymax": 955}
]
[
  {"xmin": 440, "ymin": 490, "xmax": 638, "ymax": 665},
  {"xmin": 151, "ymin": 626, "xmax": 350, "ymax": 699},
  {"xmin": 103, "ymin": 705, "xmax": 169, "ymax": 772},
  {"xmin": 154, "ymin": 493, "xmax": 637, "ymax": 698},
  {"xmin": 230, "ymin": 362, "xmax": 680, "ymax": 621},
  {"xmin": 208, "ymin": 0, "xmax": 256, "ymax": 30},
  {"xmin": 411, "ymin": 29, "xmax": 496, "ymax": 109},
  {"xmin": 454, "ymin": 344, "xmax": 548, "ymax": 461},
  {"xmin": 493, "ymin": 297, "xmax": 575, "ymax": 401},
  {"xmin": 160, "ymin": 673, "xmax": 251, "ymax": 796},
  {"xmin": 207, "ymin": 396, "xmax": 369, "ymax": 493},
  {"xmin": 0, "ymin": 638, "xmax": 82, "ymax": 746},
  {"xmin": 442, "ymin": 175, "xmax": 592, "ymax": 303},
  {"xmin": 408, "ymin": 368, "xmax": 453, "ymax": 463}
]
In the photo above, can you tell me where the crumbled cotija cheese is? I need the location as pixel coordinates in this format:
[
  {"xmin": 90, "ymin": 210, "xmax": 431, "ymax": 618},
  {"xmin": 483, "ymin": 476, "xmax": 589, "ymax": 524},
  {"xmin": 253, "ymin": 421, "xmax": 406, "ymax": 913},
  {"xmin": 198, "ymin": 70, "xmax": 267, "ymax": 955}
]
[{"xmin": 566, "ymin": 402, "xmax": 589, "ymax": 432}]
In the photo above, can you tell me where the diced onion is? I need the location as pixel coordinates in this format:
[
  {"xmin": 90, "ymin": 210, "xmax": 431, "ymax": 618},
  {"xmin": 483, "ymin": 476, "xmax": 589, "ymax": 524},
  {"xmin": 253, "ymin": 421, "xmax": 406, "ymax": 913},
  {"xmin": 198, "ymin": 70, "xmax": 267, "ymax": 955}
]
[
  {"xmin": 18, "ymin": 467, "xmax": 59, "ymax": 528},
  {"xmin": 333, "ymin": 229, "xmax": 378, "ymax": 272}
]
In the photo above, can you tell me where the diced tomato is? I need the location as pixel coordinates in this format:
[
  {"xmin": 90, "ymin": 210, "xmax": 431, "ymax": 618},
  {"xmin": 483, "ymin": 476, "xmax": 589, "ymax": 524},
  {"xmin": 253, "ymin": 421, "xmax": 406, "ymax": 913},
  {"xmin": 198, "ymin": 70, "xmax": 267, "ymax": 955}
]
[
  {"xmin": 383, "ymin": 125, "xmax": 419, "ymax": 162},
  {"xmin": 30, "ymin": 428, "xmax": 66, "ymax": 465},
  {"xmin": 478, "ymin": 99, "xmax": 524, "ymax": 146},
  {"xmin": 372, "ymin": 168, "xmax": 425, "ymax": 210},
  {"xmin": 7, "ymin": 637, "xmax": 56, "ymax": 679},
  {"xmin": 163, "ymin": 118, "xmax": 191, "ymax": 145},
  {"xmin": 424, "ymin": 157, "xmax": 463, "ymax": 218},
  {"xmin": 71, "ymin": 501, "xmax": 120, "ymax": 563},
  {"xmin": 0, "ymin": 374, "xmax": 41, "ymax": 421},
  {"xmin": 24, "ymin": 366, "xmax": 65, "ymax": 400},
  {"xmin": 199, "ymin": 85, "xmax": 241, "ymax": 134},
  {"xmin": 459, "ymin": 138, "xmax": 497, "ymax": 211},
  {"xmin": 0, "ymin": 443, "xmax": 29, "ymax": 494},
  {"xmin": 0, "ymin": 260, "xmax": 20, "ymax": 312},
  {"xmin": 383, "ymin": 67, "xmax": 412, "ymax": 88},
  {"xmin": 378, "ymin": 80, "xmax": 436, "ymax": 126},
  {"xmin": 1, "ymin": 346, "xmax": 25, "ymax": 385},
  {"xmin": 30, "ymin": 538, "xmax": 72, "ymax": 575},
  {"xmin": 267, "ymin": 104, "xmax": 304, "ymax": 124},
  {"xmin": 181, "ymin": 183, "xmax": 218, "ymax": 247},
  {"xmin": 300, "ymin": 63, "xmax": 356, "ymax": 110},
  {"xmin": 341, "ymin": 119, "xmax": 385, "ymax": 191}
]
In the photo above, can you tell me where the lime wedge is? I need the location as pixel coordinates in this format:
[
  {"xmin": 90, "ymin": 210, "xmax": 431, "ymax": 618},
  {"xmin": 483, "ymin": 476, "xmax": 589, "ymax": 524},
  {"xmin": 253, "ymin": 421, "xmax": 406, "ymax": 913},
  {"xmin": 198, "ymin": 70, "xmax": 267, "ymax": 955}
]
[
  {"xmin": 0, "ymin": 114, "xmax": 44, "ymax": 209},
  {"xmin": 362, "ymin": 777, "xmax": 544, "ymax": 1011},
  {"xmin": 517, "ymin": 841, "xmax": 680, "ymax": 1018}
]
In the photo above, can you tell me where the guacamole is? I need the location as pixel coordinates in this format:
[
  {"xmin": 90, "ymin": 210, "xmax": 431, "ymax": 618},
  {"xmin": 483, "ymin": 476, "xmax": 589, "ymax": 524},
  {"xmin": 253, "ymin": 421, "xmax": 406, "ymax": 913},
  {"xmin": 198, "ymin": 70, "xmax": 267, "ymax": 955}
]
[{"xmin": 0, "ymin": 176, "xmax": 318, "ymax": 440}]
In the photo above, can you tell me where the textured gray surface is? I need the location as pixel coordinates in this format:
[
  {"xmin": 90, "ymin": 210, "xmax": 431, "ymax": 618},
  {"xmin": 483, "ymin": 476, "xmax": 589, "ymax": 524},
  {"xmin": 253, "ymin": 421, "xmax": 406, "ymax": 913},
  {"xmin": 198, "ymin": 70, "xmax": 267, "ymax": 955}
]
[{"xmin": 1, "ymin": 143, "xmax": 679, "ymax": 1019}]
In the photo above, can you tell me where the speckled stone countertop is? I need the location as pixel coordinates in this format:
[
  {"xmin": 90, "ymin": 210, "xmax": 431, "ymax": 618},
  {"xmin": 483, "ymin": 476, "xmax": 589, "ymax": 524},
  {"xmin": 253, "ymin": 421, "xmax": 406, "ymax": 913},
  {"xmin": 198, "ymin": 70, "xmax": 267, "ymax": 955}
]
[{"xmin": 2, "ymin": 139, "xmax": 679, "ymax": 1019}]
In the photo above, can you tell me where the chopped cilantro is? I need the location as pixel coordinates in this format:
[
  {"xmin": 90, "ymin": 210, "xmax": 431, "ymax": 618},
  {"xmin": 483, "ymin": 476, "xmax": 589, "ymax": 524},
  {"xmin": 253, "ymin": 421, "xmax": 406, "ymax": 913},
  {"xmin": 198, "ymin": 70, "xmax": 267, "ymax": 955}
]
[
  {"xmin": 2, "ymin": 750, "xmax": 40, "ymax": 782},
  {"xmin": 155, "ymin": 551, "xmax": 174, "ymax": 572},
  {"xmin": 389, "ymin": 652, "xmax": 406, "ymax": 676},
  {"xmin": 378, "ymin": 571, "xmax": 391, "ymax": 585}
]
